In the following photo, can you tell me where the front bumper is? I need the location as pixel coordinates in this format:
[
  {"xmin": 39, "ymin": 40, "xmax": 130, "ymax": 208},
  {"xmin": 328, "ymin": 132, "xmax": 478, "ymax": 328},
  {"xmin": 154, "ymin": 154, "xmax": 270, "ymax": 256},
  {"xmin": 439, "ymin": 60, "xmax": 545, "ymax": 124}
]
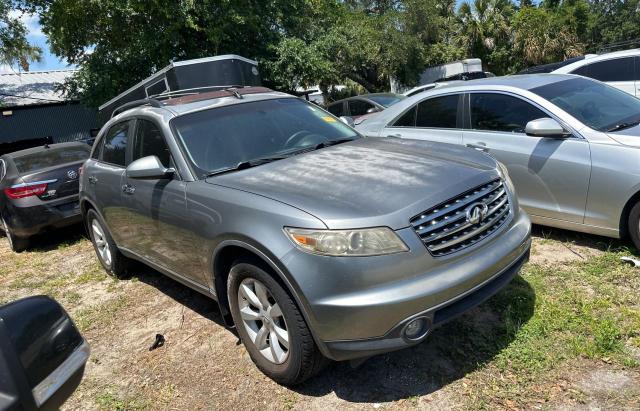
[
  {"xmin": 4, "ymin": 195, "xmax": 82, "ymax": 238},
  {"xmin": 282, "ymin": 208, "xmax": 531, "ymax": 361},
  {"xmin": 325, "ymin": 245, "xmax": 529, "ymax": 360}
]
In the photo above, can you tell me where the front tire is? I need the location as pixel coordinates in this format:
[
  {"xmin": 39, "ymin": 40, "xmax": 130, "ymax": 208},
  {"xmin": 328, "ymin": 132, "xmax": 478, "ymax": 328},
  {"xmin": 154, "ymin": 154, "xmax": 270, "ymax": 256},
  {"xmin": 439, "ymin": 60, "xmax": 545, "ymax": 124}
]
[
  {"xmin": 1, "ymin": 215, "xmax": 29, "ymax": 252},
  {"xmin": 228, "ymin": 261, "xmax": 326, "ymax": 385},
  {"xmin": 86, "ymin": 209, "xmax": 130, "ymax": 278},
  {"xmin": 628, "ymin": 201, "xmax": 640, "ymax": 250}
]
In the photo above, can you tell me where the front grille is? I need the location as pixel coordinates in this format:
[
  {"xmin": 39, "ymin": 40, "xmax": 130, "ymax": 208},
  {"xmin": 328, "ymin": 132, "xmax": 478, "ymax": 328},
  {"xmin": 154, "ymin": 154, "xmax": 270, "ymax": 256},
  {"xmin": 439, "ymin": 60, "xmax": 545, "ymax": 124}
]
[{"xmin": 410, "ymin": 179, "xmax": 511, "ymax": 257}]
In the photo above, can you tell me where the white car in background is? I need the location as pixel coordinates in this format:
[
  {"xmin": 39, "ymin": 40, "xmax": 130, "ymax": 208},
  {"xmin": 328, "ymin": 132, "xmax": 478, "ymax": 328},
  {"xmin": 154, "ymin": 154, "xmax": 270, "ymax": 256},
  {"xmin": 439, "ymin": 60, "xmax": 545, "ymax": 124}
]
[{"xmin": 551, "ymin": 49, "xmax": 640, "ymax": 96}]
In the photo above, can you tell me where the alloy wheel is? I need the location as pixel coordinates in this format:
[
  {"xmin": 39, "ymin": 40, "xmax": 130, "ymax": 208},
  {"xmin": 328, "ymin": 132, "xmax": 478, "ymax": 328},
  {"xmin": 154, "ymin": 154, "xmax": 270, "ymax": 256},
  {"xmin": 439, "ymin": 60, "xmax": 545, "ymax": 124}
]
[
  {"xmin": 91, "ymin": 220, "xmax": 112, "ymax": 267},
  {"xmin": 237, "ymin": 278, "xmax": 290, "ymax": 364}
]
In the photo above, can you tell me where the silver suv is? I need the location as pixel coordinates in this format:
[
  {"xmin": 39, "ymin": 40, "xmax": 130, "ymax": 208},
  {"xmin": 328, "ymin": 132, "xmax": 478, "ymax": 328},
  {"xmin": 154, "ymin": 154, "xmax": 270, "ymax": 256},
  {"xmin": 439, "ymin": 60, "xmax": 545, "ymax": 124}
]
[{"xmin": 80, "ymin": 87, "xmax": 531, "ymax": 384}]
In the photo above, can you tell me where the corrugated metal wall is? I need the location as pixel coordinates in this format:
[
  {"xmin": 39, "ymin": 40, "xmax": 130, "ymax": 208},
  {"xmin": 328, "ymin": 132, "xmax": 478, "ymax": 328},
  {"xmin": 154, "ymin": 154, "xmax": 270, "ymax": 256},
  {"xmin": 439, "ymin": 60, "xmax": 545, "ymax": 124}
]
[{"xmin": 0, "ymin": 102, "xmax": 99, "ymax": 144}]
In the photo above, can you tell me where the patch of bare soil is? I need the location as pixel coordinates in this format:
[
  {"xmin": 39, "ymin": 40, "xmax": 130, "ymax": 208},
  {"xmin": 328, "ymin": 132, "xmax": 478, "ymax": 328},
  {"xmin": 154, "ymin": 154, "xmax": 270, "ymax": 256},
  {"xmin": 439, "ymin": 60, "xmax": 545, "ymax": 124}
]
[
  {"xmin": 547, "ymin": 361, "xmax": 640, "ymax": 410},
  {"xmin": 529, "ymin": 225, "xmax": 611, "ymax": 267}
]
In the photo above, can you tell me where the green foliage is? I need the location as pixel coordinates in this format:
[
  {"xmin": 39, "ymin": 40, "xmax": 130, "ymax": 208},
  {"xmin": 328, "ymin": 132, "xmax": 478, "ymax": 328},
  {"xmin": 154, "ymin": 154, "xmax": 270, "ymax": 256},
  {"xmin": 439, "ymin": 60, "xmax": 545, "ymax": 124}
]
[
  {"xmin": 0, "ymin": 1, "xmax": 41, "ymax": 70},
  {"xmin": 12, "ymin": 0, "xmax": 640, "ymax": 102}
]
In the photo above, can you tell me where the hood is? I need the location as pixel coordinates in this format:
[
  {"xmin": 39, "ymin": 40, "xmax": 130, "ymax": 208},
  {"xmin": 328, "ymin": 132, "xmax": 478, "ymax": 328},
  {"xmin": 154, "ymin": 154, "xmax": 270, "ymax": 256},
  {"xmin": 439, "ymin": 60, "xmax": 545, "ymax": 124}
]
[
  {"xmin": 206, "ymin": 138, "xmax": 499, "ymax": 229},
  {"xmin": 608, "ymin": 124, "xmax": 640, "ymax": 147}
]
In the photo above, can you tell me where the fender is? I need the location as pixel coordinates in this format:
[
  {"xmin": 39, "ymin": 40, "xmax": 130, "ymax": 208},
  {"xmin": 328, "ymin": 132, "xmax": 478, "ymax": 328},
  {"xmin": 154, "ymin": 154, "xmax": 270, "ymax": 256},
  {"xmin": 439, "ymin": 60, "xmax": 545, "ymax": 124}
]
[{"xmin": 211, "ymin": 238, "xmax": 332, "ymax": 358}]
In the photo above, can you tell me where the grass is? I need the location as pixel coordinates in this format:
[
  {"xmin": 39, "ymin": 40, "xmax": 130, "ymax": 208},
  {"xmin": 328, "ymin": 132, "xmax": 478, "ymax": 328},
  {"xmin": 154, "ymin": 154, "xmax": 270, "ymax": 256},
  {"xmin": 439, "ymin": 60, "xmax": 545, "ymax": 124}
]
[
  {"xmin": 449, "ymin": 246, "xmax": 640, "ymax": 407},
  {"xmin": 74, "ymin": 295, "xmax": 132, "ymax": 332}
]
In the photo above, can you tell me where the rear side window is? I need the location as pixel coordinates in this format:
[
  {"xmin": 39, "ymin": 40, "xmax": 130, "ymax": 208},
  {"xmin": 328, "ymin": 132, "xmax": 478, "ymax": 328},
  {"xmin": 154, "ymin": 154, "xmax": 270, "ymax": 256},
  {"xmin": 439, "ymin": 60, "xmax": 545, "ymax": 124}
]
[
  {"xmin": 349, "ymin": 100, "xmax": 376, "ymax": 116},
  {"xmin": 392, "ymin": 106, "xmax": 417, "ymax": 127},
  {"xmin": 133, "ymin": 119, "xmax": 170, "ymax": 168},
  {"xmin": 470, "ymin": 93, "xmax": 547, "ymax": 133},
  {"xmin": 572, "ymin": 58, "xmax": 635, "ymax": 82},
  {"xmin": 327, "ymin": 102, "xmax": 344, "ymax": 116},
  {"xmin": 416, "ymin": 95, "xmax": 459, "ymax": 128},
  {"xmin": 100, "ymin": 121, "xmax": 130, "ymax": 166},
  {"xmin": 12, "ymin": 146, "xmax": 90, "ymax": 174}
]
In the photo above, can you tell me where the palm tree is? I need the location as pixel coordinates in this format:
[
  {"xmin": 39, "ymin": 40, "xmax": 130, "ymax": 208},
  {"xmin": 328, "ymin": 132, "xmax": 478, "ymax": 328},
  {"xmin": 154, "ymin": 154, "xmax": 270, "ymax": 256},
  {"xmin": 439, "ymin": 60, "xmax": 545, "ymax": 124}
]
[{"xmin": 457, "ymin": 0, "xmax": 513, "ymax": 67}]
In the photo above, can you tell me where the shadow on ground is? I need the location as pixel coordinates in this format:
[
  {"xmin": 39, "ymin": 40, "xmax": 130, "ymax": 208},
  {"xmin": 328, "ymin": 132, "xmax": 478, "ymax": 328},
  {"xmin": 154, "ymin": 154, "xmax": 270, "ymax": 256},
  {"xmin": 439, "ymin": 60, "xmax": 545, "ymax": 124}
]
[
  {"xmin": 294, "ymin": 275, "xmax": 536, "ymax": 403},
  {"xmin": 126, "ymin": 255, "xmax": 536, "ymax": 403},
  {"xmin": 531, "ymin": 224, "xmax": 629, "ymax": 253},
  {"xmin": 28, "ymin": 223, "xmax": 87, "ymax": 252}
]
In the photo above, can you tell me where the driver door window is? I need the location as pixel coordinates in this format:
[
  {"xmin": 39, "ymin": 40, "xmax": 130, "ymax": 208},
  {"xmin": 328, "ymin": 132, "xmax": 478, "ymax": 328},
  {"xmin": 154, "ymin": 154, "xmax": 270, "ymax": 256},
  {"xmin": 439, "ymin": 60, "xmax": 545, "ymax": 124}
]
[{"xmin": 470, "ymin": 93, "xmax": 546, "ymax": 133}]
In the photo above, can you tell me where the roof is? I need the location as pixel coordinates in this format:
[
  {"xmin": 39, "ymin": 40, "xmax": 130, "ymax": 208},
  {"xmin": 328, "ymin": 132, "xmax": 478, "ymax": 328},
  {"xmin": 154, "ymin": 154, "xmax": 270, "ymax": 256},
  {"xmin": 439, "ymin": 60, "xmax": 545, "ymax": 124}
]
[
  {"xmin": 109, "ymin": 88, "xmax": 293, "ymax": 123},
  {"xmin": 518, "ymin": 56, "xmax": 586, "ymax": 75},
  {"xmin": 434, "ymin": 73, "xmax": 574, "ymax": 92},
  {"xmin": 0, "ymin": 69, "xmax": 77, "ymax": 108}
]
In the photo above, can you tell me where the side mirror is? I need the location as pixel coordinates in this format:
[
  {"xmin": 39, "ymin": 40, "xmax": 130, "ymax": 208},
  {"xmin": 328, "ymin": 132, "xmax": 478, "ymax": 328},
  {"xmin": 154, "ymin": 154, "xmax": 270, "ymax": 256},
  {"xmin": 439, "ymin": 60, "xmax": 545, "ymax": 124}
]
[
  {"xmin": 525, "ymin": 118, "xmax": 570, "ymax": 138},
  {"xmin": 0, "ymin": 296, "xmax": 89, "ymax": 410},
  {"xmin": 126, "ymin": 155, "xmax": 174, "ymax": 179},
  {"xmin": 339, "ymin": 116, "xmax": 355, "ymax": 127}
]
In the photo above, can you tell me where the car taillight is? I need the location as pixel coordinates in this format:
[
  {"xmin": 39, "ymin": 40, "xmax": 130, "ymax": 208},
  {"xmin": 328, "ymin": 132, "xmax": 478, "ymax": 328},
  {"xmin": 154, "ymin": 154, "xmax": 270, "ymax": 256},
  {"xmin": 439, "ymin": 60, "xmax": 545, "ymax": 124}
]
[{"xmin": 4, "ymin": 182, "xmax": 49, "ymax": 199}]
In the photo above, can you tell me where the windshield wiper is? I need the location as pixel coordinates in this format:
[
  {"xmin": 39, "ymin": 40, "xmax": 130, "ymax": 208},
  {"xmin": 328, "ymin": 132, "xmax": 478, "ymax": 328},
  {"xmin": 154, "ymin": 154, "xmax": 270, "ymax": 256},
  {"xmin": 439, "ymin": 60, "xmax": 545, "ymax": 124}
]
[
  {"xmin": 314, "ymin": 137, "xmax": 357, "ymax": 149},
  {"xmin": 203, "ymin": 155, "xmax": 288, "ymax": 178},
  {"xmin": 606, "ymin": 120, "xmax": 640, "ymax": 132}
]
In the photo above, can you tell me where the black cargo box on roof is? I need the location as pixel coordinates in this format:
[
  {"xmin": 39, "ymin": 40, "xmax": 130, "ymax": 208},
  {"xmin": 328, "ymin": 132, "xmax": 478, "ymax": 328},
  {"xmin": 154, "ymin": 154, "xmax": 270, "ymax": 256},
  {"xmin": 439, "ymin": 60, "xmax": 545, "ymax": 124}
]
[{"xmin": 98, "ymin": 55, "xmax": 261, "ymax": 123}]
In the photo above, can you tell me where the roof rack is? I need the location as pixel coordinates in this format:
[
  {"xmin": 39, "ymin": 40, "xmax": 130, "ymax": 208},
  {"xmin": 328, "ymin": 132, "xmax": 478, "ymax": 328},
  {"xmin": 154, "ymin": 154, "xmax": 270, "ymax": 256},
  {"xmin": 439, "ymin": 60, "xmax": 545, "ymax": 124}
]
[
  {"xmin": 111, "ymin": 99, "xmax": 163, "ymax": 118},
  {"xmin": 150, "ymin": 85, "xmax": 249, "ymax": 100}
]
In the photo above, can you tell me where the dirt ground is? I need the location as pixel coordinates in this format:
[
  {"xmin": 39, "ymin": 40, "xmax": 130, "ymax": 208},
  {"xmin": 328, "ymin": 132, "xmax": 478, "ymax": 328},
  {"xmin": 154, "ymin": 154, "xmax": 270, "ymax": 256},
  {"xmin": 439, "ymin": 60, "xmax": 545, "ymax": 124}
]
[{"xmin": 1, "ymin": 225, "xmax": 639, "ymax": 410}]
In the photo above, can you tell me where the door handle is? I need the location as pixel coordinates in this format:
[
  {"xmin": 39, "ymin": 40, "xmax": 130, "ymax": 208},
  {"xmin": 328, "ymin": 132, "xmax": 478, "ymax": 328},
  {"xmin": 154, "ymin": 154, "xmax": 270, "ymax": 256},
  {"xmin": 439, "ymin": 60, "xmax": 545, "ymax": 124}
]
[
  {"xmin": 122, "ymin": 184, "xmax": 135, "ymax": 195},
  {"xmin": 466, "ymin": 142, "xmax": 489, "ymax": 153},
  {"xmin": 88, "ymin": 176, "xmax": 98, "ymax": 184}
]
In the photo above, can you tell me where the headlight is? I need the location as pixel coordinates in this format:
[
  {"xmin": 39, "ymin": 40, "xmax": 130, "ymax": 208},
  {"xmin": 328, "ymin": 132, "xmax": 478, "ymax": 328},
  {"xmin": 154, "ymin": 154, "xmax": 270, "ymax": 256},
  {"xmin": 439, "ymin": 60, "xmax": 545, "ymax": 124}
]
[{"xmin": 284, "ymin": 227, "xmax": 408, "ymax": 256}]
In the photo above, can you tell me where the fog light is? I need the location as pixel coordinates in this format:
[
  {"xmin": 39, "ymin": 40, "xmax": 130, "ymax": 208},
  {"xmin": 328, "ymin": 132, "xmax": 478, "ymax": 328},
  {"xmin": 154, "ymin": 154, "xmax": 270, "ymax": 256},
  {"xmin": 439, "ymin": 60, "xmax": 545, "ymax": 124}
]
[{"xmin": 404, "ymin": 317, "xmax": 428, "ymax": 340}]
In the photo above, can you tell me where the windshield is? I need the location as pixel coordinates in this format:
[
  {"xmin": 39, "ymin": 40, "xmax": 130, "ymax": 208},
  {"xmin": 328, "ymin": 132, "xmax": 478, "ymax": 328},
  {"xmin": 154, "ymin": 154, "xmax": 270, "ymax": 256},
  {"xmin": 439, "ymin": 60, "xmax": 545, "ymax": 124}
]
[
  {"xmin": 531, "ymin": 78, "xmax": 640, "ymax": 132},
  {"xmin": 368, "ymin": 94, "xmax": 406, "ymax": 108},
  {"xmin": 13, "ymin": 145, "xmax": 90, "ymax": 174},
  {"xmin": 172, "ymin": 98, "xmax": 360, "ymax": 176}
]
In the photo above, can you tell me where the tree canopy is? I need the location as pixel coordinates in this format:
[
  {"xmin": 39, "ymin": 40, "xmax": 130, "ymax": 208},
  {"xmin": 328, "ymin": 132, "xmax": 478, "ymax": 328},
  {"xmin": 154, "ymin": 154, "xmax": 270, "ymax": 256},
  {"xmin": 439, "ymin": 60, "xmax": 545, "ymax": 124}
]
[
  {"xmin": 12, "ymin": 0, "xmax": 640, "ymax": 105},
  {"xmin": 0, "ymin": 0, "xmax": 41, "ymax": 71}
]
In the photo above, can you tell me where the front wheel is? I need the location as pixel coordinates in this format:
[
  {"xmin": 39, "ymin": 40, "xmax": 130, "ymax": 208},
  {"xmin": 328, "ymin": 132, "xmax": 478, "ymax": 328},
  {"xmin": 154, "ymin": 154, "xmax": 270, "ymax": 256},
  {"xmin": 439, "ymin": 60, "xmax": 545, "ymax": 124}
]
[
  {"xmin": 1, "ymin": 216, "xmax": 29, "ymax": 252},
  {"xmin": 628, "ymin": 201, "xmax": 640, "ymax": 250},
  {"xmin": 86, "ymin": 209, "xmax": 130, "ymax": 278},
  {"xmin": 227, "ymin": 261, "xmax": 327, "ymax": 385}
]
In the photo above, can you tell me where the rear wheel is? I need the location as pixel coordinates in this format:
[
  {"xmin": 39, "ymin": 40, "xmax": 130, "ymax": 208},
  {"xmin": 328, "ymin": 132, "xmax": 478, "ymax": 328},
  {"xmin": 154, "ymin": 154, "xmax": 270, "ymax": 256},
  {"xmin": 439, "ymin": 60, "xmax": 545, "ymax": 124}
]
[
  {"xmin": 228, "ymin": 261, "xmax": 327, "ymax": 385},
  {"xmin": 1, "ymin": 216, "xmax": 29, "ymax": 252},
  {"xmin": 86, "ymin": 209, "xmax": 130, "ymax": 278},
  {"xmin": 628, "ymin": 201, "xmax": 640, "ymax": 250}
]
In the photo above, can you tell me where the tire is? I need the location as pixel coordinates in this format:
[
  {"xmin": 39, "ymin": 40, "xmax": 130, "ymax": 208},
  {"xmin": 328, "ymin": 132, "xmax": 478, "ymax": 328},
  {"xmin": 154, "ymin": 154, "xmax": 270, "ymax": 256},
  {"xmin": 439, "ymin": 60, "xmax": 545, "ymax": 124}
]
[
  {"xmin": 86, "ymin": 209, "xmax": 130, "ymax": 278},
  {"xmin": 227, "ymin": 261, "xmax": 327, "ymax": 385},
  {"xmin": 1, "ymin": 215, "xmax": 29, "ymax": 252},
  {"xmin": 628, "ymin": 201, "xmax": 640, "ymax": 250}
]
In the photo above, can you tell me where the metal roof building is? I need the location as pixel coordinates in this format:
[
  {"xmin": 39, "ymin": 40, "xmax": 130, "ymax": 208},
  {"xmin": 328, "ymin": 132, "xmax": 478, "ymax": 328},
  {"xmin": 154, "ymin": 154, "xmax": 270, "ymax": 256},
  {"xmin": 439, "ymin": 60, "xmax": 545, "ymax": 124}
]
[{"xmin": 0, "ymin": 69, "xmax": 99, "ymax": 155}]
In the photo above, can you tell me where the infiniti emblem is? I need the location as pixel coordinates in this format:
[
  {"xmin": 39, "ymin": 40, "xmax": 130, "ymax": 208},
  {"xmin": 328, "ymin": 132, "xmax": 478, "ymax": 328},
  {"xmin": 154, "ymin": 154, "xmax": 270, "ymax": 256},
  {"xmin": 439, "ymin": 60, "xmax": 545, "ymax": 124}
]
[
  {"xmin": 466, "ymin": 202, "xmax": 489, "ymax": 225},
  {"xmin": 67, "ymin": 170, "xmax": 78, "ymax": 180}
]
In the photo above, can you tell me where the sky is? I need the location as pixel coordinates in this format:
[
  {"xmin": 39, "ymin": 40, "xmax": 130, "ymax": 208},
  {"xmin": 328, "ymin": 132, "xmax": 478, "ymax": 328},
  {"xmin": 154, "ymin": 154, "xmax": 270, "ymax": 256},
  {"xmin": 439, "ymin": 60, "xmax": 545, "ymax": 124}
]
[{"xmin": 0, "ymin": 11, "xmax": 73, "ymax": 73}]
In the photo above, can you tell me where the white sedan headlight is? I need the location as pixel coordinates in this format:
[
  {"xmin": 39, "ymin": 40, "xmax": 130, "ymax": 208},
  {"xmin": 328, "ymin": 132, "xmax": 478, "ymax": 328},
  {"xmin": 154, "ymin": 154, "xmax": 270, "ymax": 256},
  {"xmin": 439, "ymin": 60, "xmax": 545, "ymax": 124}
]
[
  {"xmin": 497, "ymin": 161, "xmax": 510, "ymax": 179},
  {"xmin": 285, "ymin": 227, "xmax": 408, "ymax": 256}
]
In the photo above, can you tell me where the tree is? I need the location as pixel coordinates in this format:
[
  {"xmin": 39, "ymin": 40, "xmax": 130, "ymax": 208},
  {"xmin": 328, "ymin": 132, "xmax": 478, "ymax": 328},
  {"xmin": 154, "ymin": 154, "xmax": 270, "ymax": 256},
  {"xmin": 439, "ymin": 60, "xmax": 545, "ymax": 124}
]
[
  {"xmin": 588, "ymin": 0, "xmax": 640, "ymax": 51},
  {"xmin": 512, "ymin": 6, "xmax": 583, "ymax": 69},
  {"xmin": 0, "ymin": 0, "xmax": 41, "ymax": 71},
  {"xmin": 20, "ymin": 0, "xmax": 330, "ymax": 106},
  {"xmin": 457, "ymin": 0, "xmax": 515, "ymax": 74}
]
